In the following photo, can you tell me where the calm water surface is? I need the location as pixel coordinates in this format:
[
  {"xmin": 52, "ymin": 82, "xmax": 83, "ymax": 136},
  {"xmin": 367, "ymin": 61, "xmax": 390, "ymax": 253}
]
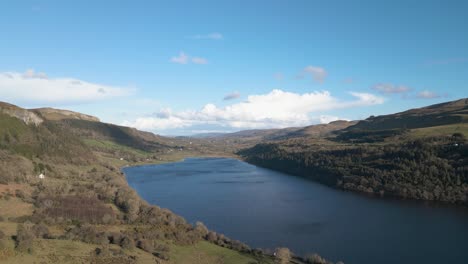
[{"xmin": 123, "ymin": 158, "xmax": 468, "ymax": 264}]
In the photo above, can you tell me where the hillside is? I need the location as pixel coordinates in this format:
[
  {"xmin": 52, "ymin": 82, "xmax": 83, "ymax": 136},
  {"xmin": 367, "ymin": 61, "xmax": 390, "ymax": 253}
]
[
  {"xmin": 33, "ymin": 107, "xmax": 101, "ymax": 122},
  {"xmin": 344, "ymin": 98, "xmax": 468, "ymax": 131},
  {"xmin": 239, "ymin": 98, "xmax": 468, "ymax": 205},
  {"xmin": 0, "ymin": 102, "xmax": 282, "ymax": 264}
]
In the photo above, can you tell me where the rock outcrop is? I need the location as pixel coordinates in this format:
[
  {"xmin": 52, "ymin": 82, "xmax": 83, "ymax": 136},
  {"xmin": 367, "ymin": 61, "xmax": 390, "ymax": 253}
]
[
  {"xmin": 32, "ymin": 108, "xmax": 100, "ymax": 122},
  {"xmin": 0, "ymin": 102, "xmax": 44, "ymax": 126}
]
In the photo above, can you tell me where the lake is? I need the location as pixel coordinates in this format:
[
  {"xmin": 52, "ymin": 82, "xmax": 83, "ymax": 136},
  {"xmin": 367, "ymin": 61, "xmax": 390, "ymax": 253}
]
[{"xmin": 123, "ymin": 157, "xmax": 468, "ymax": 264}]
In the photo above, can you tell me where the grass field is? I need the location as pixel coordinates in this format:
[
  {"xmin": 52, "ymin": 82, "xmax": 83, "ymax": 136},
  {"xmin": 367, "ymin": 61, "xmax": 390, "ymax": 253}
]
[
  {"xmin": 408, "ymin": 123, "xmax": 468, "ymax": 138},
  {"xmin": 0, "ymin": 197, "xmax": 33, "ymax": 219},
  {"xmin": 169, "ymin": 241, "xmax": 273, "ymax": 264},
  {"xmin": 0, "ymin": 236, "xmax": 272, "ymax": 264}
]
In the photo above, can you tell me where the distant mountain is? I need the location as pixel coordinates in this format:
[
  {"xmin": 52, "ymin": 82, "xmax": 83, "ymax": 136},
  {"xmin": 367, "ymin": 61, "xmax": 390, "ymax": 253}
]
[
  {"xmin": 272, "ymin": 120, "xmax": 357, "ymax": 140},
  {"xmin": 189, "ymin": 132, "xmax": 228, "ymax": 138},
  {"xmin": 192, "ymin": 120, "xmax": 356, "ymax": 145}
]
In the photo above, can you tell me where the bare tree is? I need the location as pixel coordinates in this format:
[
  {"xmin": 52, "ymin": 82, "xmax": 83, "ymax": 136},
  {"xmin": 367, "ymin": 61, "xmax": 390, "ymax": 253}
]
[{"xmin": 275, "ymin": 247, "xmax": 292, "ymax": 264}]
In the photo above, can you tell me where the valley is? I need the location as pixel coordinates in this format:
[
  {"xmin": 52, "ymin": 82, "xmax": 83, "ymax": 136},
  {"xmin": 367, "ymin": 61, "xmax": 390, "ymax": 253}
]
[{"xmin": 0, "ymin": 98, "xmax": 467, "ymax": 263}]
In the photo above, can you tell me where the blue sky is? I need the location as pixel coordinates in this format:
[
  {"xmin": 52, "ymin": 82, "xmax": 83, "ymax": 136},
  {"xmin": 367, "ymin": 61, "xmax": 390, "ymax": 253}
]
[{"xmin": 0, "ymin": 0, "xmax": 467, "ymax": 135}]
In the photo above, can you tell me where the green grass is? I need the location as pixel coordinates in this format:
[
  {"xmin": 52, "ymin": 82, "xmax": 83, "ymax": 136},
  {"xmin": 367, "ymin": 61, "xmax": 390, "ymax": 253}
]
[
  {"xmin": 83, "ymin": 139, "xmax": 150, "ymax": 156},
  {"xmin": 0, "ymin": 113, "xmax": 29, "ymax": 139},
  {"xmin": 408, "ymin": 123, "xmax": 468, "ymax": 138},
  {"xmin": 0, "ymin": 238, "xmax": 158, "ymax": 264},
  {"xmin": 169, "ymin": 241, "xmax": 273, "ymax": 264}
]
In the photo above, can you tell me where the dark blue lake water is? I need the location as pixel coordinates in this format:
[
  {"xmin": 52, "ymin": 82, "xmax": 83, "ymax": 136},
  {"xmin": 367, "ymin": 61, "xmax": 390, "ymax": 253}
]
[{"xmin": 123, "ymin": 157, "xmax": 468, "ymax": 264}]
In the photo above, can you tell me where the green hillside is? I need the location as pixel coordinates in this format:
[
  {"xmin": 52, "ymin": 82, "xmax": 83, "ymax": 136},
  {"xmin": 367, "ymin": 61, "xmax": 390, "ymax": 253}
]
[
  {"xmin": 0, "ymin": 102, "xmax": 279, "ymax": 264},
  {"xmin": 239, "ymin": 98, "xmax": 468, "ymax": 205},
  {"xmin": 346, "ymin": 98, "xmax": 468, "ymax": 131}
]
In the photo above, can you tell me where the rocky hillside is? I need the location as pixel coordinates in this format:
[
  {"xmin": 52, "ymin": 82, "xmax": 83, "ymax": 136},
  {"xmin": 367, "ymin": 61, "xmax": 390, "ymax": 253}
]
[
  {"xmin": 0, "ymin": 102, "xmax": 43, "ymax": 126},
  {"xmin": 33, "ymin": 107, "xmax": 100, "ymax": 122}
]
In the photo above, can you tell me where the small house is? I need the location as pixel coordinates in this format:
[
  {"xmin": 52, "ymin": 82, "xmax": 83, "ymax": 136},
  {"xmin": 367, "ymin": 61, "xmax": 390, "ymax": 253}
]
[{"xmin": 38, "ymin": 173, "xmax": 45, "ymax": 179}]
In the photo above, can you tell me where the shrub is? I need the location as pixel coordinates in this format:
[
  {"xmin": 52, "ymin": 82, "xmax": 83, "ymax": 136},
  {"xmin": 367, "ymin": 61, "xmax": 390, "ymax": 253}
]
[
  {"xmin": 306, "ymin": 253, "xmax": 327, "ymax": 264},
  {"xmin": 66, "ymin": 225, "xmax": 108, "ymax": 245},
  {"xmin": 15, "ymin": 224, "xmax": 35, "ymax": 253},
  {"xmin": 15, "ymin": 189, "xmax": 25, "ymax": 199},
  {"xmin": 120, "ymin": 235, "xmax": 135, "ymax": 250},
  {"xmin": 137, "ymin": 239, "xmax": 153, "ymax": 252},
  {"xmin": 154, "ymin": 251, "xmax": 170, "ymax": 260},
  {"xmin": 275, "ymin": 247, "xmax": 292, "ymax": 264},
  {"xmin": 194, "ymin": 221, "xmax": 209, "ymax": 237},
  {"xmin": 206, "ymin": 231, "xmax": 218, "ymax": 242},
  {"xmin": 32, "ymin": 223, "xmax": 49, "ymax": 238}
]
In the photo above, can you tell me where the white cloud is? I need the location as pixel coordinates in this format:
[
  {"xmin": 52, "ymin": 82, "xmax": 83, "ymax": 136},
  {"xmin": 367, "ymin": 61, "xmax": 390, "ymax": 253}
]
[
  {"xmin": 223, "ymin": 91, "xmax": 241, "ymax": 100},
  {"xmin": 347, "ymin": 92, "xmax": 385, "ymax": 106},
  {"xmin": 191, "ymin": 57, "xmax": 208, "ymax": 64},
  {"xmin": 191, "ymin": 33, "xmax": 223, "ymax": 40},
  {"xmin": 170, "ymin": 52, "xmax": 208, "ymax": 65},
  {"xmin": 170, "ymin": 52, "xmax": 189, "ymax": 64},
  {"xmin": 123, "ymin": 89, "xmax": 384, "ymax": 132},
  {"xmin": 372, "ymin": 83, "xmax": 410, "ymax": 94},
  {"xmin": 0, "ymin": 70, "xmax": 133, "ymax": 105},
  {"xmin": 297, "ymin": 66, "xmax": 328, "ymax": 83},
  {"xmin": 319, "ymin": 115, "xmax": 347, "ymax": 124},
  {"xmin": 416, "ymin": 90, "xmax": 441, "ymax": 99},
  {"xmin": 23, "ymin": 69, "xmax": 48, "ymax": 79}
]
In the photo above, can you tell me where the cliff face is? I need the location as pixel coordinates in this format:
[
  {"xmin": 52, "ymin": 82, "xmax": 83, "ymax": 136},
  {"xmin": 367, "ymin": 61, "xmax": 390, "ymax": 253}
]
[{"xmin": 0, "ymin": 102, "xmax": 44, "ymax": 126}]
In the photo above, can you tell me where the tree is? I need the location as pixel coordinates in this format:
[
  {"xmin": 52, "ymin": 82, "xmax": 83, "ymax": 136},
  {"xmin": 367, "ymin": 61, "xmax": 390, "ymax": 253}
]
[
  {"xmin": 194, "ymin": 221, "xmax": 209, "ymax": 237},
  {"xmin": 16, "ymin": 224, "xmax": 35, "ymax": 253},
  {"xmin": 306, "ymin": 253, "xmax": 327, "ymax": 264},
  {"xmin": 32, "ymin": 223, "xmax": 49, "ymax": 238},
  {"xmin": 275, "ymin": 247, "xmax": 291, "ymax": 264},
  {"xmin": 120, "ymin": 235, "xmax": 135, "ymax": 250}
]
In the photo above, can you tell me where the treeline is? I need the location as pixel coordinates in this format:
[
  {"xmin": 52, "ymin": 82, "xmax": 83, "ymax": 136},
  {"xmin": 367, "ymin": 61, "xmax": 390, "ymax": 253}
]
[{"xmin": 239, "ymin": 134, "xmax": 468, "ymax": 205}]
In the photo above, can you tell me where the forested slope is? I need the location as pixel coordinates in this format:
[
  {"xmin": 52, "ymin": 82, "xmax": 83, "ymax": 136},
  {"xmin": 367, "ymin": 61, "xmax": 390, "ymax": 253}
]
[{"xmin": 239, "ymin": 99, "xmax": 468, "ymax": 205}]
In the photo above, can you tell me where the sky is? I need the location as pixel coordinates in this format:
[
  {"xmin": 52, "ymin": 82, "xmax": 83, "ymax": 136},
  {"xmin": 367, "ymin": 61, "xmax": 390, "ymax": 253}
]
[{"xmin": 0, "ymin": 0, "xmax": 467, "ymax": 135}]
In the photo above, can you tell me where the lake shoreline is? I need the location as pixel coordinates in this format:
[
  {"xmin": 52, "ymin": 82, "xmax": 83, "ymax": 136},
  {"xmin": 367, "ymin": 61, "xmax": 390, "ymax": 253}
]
[{"xmin": 124, "ymin": 157, "xmax": 468, "ymax": 264}]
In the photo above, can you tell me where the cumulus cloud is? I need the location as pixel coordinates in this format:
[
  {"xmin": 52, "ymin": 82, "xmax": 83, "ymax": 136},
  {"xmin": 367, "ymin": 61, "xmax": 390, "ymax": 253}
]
[
  {"xmin": 170, "ymin": 52, "xmax": 208, "ymax": 65},
  {"xmin": 191, "ymin": 33, "xmax": 223, "ymax": 40},
  {"xmin": 297, "ymin": 66, "xmax": 327, "ymax": 83},
  {"xmin": 223, "ymin": 91, "xmax": 241, "ymax": 100},
  {"xmin": 372, "ymin": 83, "xmax": 410, "ymax": 94},
  {"xmin": 123, "ymin": 89, "xmax": 383, "ymax": 132},
  {"xmin": 0, "ymin": 70, "xmax": 132, "ymax": 105},
  {"xmin": 23, "ymin": 69, "xmax": 48, "ymax": 79},
  {"xmin": 416, "ymin": 90, "xmax": 442, "ymax": 99}
]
